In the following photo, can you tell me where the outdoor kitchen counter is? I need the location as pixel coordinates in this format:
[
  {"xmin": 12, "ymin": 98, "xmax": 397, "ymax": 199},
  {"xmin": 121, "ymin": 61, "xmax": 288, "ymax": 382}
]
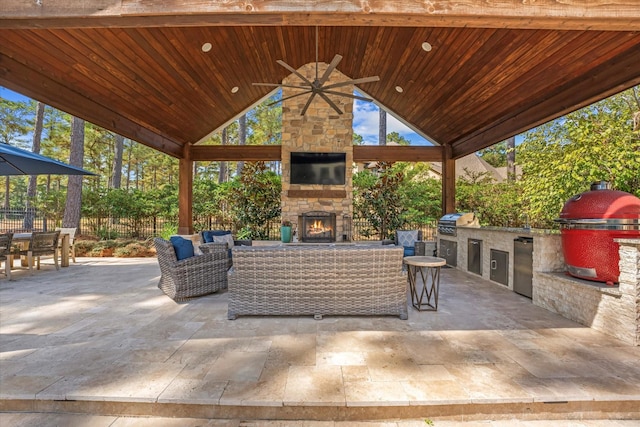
[
  {"xmin": 467, "ymin": 226, "xmax": 559, "ymax": 235},
  {"xmin": 438, "ymin": 226, "xmax": 564, "ymax": 291},
  {"xmin": 439, "ymin": 228, "xmax": 640, "ymax": 346}
]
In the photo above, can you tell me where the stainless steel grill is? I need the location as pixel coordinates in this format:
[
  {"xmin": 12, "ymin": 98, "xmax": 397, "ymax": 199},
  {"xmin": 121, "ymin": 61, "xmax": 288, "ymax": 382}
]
[{"xmin": 437, "ymin": 212, "xmax": 479, "ymax": 236}]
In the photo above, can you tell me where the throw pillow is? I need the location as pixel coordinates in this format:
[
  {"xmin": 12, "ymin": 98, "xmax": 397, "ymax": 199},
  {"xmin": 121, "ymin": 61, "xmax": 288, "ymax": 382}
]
[
  {"xmin": 169, "ymin": 236, "xmax": 194, "ymax": 260},
  {"xmin": 403, "ymin": 246, "xmax": 415, "ymax": 257},
  {"xmin": 212, "ymin": 233, "xmax": 235, "ymax": 249},
  {"xmin": 396, "ymin": 230, "xmax": 419, "ymax": 247},
  {"xmin": 202, "ymin": 230, "xmax": 232, "ymax": 243}
]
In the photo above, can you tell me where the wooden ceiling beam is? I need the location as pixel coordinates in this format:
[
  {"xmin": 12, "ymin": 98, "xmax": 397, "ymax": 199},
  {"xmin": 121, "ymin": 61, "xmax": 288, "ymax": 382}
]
[
  {"xmin": 1, "ymin": 2, "xmax": 639, "ymax": 31},
  {"xmin": 191, "ymin": 145, "xmax": 282, "ymax": 161},
  {"xmin": 189, "ymin": 145, "xmax": 443, "ymax": 163},
  {"xmin": 353, "ymin": 146, "xmax": 442, "ymax": 163},
  {"xmin": 451, "ymin": 44, "xmax": 640, "ymax": 159},
  {"xmin": 0, "ymin": 53, "xmax": 184, "ymax": 158}
]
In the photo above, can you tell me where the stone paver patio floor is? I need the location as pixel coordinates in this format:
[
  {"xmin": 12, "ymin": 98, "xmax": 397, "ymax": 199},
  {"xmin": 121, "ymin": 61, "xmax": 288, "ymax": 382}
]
[{"xmin": 1, "ymin": 257, "xmax": 639, "ymax": 424}]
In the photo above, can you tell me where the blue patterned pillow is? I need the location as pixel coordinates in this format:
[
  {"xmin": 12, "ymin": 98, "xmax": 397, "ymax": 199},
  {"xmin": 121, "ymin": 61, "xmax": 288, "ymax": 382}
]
[
  {"xmin": 170, "ymin": 236, "xmax": 194, "ymax": 260},
  {"xmin": 396, "ymin": 230, "xmax": 419, "ymax": 247}
]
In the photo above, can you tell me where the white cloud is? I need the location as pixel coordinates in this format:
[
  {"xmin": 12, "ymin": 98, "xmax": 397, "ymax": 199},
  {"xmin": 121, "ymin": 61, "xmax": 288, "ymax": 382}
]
[
  {"xmin": 353, "ymin": 101, "xmax": 380, "ymax": 143},
  {"xmin": 352, "ymin": 99, "xmax": 431, "ymax": 145}
]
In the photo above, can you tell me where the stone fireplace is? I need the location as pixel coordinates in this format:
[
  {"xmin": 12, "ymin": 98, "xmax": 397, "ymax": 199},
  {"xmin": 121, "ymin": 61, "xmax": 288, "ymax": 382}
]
[
  {"xmin": 280, "ymin": 62, "xmax": 354, "ymax": 241},
  {"xmin": 299, "ymin": 211, "xmax": 336, "ymax": 243}
]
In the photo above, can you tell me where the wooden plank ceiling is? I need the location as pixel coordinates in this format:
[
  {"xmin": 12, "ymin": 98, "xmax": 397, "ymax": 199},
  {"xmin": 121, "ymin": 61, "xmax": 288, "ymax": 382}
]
[{"xmin": 1, "ymin": 5, "xmax": 639, "ymax": 160}]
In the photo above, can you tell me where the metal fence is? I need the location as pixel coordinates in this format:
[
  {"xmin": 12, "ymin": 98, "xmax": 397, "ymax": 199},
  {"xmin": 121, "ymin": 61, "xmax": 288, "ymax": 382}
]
[
  {"xmin": 350, "ymin": 218, "xmax": 437, "ymax": 241},
  {"xmin": 1, "ymin": 208, "xmax": 436, "ymax": 241}
]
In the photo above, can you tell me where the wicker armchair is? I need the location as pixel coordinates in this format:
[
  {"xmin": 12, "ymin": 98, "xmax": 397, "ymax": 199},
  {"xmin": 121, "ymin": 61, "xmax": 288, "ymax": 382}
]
[
  {"xmin": 18, "ymin": 230, "xmax": 60, "ymax": 274},
  {"xmin": 0, "ymin": 232, "xmax": 14, "ymax": 280},
  {"xmin": 154, "ymin": 238, "xmax": 228, "ymax": 302}
]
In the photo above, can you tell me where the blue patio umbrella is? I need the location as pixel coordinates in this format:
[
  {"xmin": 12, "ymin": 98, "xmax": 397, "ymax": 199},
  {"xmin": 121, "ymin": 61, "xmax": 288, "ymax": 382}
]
[{"xmin": 0, "ymin": 143, "xmax": 95, "ymax": 176}]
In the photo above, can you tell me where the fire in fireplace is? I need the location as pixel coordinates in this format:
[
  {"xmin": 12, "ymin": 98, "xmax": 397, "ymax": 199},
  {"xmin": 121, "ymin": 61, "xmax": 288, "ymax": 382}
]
[{"xmin": 299, "ymin": 211, "xmax": 336, "ymax": 243}]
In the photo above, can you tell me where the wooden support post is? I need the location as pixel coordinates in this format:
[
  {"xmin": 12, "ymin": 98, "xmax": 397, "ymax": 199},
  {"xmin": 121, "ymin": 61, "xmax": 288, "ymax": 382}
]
[
  {"xmin": 442, "ymin": 144, "xmax": 456, "ymax": 216},
  {"xmin": 178, "ymin": 147, "xmax": 193, "ymax": 235}
]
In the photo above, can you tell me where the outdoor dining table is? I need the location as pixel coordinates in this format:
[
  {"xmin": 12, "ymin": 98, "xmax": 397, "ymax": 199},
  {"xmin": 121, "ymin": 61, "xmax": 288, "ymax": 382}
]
[
  {"xmin": 403, "ymin": 255, "xmax": 446, "ymax": 311},
  {"xmin": 12, "ymin": 232, "xmax": 71, "ymax": 268}
]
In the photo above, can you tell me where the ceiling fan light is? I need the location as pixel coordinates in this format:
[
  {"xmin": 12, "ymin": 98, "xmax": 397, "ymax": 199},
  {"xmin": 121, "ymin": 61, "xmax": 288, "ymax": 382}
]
[
  {"xmin": 201, "ymin": 42, "xmax": 212, "ymax": 53},
  {"xmin": 422, "ymin": 42, "xmax": 432, "ymax": 52}
]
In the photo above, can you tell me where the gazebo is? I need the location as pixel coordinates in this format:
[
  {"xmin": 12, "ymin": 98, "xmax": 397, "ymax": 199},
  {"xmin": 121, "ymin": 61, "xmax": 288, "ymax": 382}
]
[{"xmin": 1, "ymin": 3, "xmax": 639, "ymax": 233}]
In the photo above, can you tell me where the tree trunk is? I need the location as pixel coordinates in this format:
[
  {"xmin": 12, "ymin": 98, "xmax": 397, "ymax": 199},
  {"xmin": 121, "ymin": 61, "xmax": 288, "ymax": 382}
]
[
  {"xmin": 3, "ymin": 177, "xmax": 9, "ymax": 210},
  {"xmin": 23, "ymin": 102, "xmax": 45, "ymax": 230},
  {"xmin": 379, "ymin": 109, "xmax": 387, "ymax": 146},
  {"xmin": 111, "ymin": 134, "xmax": 124, "ymax": 189},
  {"xmin": 219, "ymin": 127, "xmax": 228, "ymax": 184},
  {"xmin": 506, "ymin": 136, "xmax": 516, "ymax": 181},
  {"xmin": 62, "ymin": 117, "xmax": 85, "ymax": 229},
  {"xmin": 125, "ymin": 140, "xmax": 132, "ymax": 190},
  {"xmin": 237, "ymin": 114, "xmax": 246, "ymax": 176}
]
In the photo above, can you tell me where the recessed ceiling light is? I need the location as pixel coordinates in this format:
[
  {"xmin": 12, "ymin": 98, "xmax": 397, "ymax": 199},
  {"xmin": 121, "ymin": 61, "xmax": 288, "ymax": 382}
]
[
  {"xmin": 201, "ymin": 42, "xmax": 212, "ymax": 53},
  {"xmin": 395, "ymin": 86, "xmax": 403, "ymax": 93},
  {"xmin": 231, "ymin": 86, "xmax": 239, "ymax": 94},
  {"xmin": 422, "ymin": 42, "xmax": 432, "ymax": 52}
]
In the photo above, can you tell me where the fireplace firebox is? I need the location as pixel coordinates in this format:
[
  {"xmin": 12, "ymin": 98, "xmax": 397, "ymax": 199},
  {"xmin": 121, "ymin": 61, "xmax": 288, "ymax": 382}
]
[{"xmin": 299, "ymin": 211, "xmax": 336, "ymax": 243}]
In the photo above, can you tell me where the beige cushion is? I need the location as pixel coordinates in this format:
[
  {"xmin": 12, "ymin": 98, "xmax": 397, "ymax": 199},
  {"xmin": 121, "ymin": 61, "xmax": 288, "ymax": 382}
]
[{"xmin": 213, "ymin": 233, "xmax": 235, "ymax": 249}]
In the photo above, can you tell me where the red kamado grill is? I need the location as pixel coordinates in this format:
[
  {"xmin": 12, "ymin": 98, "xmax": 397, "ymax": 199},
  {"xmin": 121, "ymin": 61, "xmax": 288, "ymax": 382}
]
[{"xmin": 556, "ymin": 181, "xmax": 640, "ymax": 285}]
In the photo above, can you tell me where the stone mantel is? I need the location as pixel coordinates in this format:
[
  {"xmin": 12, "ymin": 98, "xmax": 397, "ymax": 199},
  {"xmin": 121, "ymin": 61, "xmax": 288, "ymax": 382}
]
[{"xmin": 287, "ymin": 190, "xmax": 347, "ymax": 199}]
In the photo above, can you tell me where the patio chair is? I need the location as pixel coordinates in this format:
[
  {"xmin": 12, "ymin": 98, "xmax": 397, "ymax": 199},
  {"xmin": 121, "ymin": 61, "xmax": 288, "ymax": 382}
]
[
  {"xmin": 18, "ymin": 230, "xmax": 60, "ymax": 274},
  {"xmin": 55, "ymin": 227, "xmax": 77, "ymax": 263},
  {"xmin": 382, "ymin": 229, "xmax": 426, "ymax": 257},
  {"xmin": 200, "ymin": 230, "xmax": 252, "ymax": 269},
  {"xmin": 154, "ymin": 237, "xmax": 229, "ymax": 302},
  {"xmin": 0, "ymin": 232, "xmax": 14, "ymax": 280}
]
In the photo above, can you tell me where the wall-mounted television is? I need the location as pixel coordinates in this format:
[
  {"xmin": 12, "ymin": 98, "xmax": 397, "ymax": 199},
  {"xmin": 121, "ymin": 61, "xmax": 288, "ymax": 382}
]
[{"xmin": 290, "ymin": 152, "xmax": 346, "ymax": 185}]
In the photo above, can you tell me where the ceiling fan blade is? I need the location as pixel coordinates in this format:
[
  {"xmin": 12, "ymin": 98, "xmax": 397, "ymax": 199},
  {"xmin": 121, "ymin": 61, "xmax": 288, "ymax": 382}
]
[
  {"xmin": 324, "ymin": 76, "xmax": 380, "ymax": 90},
  {"xmin": 318, "ymin": 92, "xmax": 344, "ymax": 115},
  {"xmin": 252, "ymin": 82, "xmax": 310, "ymax": 90},
  {"xmin": 319, "ymin": 54, "xmax": 343, "ymax": 85},
  {"xmin": 300, "ymin": 93, "xmax": 318, "ymax": 116},
  {"xmin": 322, "ymin": 89, "xmax": 375, "ymax": 102},
  {"xmin": 277, "ymin": 60, "xmax": 313, "ymax": 85},
  {"xmin": 267, "ymin": 90, "xmax": 313, "ymax": 106}
]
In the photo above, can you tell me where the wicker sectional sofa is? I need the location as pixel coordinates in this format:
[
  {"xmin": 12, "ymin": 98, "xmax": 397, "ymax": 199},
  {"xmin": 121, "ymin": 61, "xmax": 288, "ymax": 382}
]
[{"xmin": 227, "ymin": 244, "xmax": 408, "ymax": 320}]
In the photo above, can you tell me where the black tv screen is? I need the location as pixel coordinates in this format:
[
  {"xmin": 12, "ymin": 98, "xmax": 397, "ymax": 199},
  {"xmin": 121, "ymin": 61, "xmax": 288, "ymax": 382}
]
[{"xmin": 290, "ymin": 152, "xmax": 346, "ymax": 185}]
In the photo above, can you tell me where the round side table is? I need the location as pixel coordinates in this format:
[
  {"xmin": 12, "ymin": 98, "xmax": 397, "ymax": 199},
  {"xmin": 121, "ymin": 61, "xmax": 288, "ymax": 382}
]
[{"xmin": 403, "ymin": 256, "xmax": 446, "ymax": 311}]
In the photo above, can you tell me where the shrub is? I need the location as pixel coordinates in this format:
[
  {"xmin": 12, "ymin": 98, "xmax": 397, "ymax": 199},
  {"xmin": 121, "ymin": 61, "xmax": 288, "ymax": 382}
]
[
  {"xmin": 74, "ymin": 238, "xmax": 156, "ymax": 257},
  {"xmin": 114, "ymin": 242, "xmax": 154, "ymax": 257},
  {"xmin": 95, "ymin": 227, "xmax": 119, "ymax": 240},
  {"xmin": 159, "ymin": 223, "xmax": 178, "ymax": 240}
]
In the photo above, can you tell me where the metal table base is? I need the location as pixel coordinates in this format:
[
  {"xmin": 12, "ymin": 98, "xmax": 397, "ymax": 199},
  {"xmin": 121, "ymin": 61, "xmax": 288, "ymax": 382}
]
[{"xmin": 404, "ymin": 256, "xmax": 446, "ymax": 311}]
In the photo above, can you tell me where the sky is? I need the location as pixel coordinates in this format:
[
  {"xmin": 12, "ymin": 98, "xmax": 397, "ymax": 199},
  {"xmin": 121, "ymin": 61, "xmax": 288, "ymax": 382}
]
[
  {"xmin": 1, "ymin": 87, "xmax": 27, "ymax": 102},
  {"xmin": 352, "ymin": 99, "xmax": 433, "ymax": 146},
  {"xmin": 1, "ymin": 86, "xmax": 515, "ymax": 147}
]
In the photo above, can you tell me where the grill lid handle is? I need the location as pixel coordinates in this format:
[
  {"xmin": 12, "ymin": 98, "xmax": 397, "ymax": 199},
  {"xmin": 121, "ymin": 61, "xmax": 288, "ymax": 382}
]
[{"xmin": 590, "ymin": 181, "xmax": 610, "ymax": 191}]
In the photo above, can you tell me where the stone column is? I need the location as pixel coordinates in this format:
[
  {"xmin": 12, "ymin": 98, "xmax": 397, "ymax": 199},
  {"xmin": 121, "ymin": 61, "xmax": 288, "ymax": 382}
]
[
  {"xmin": 616, "ymin": 239, "xmax": 640, "ymax": 345},
  {"xmin": 280, "ymin": 62, "xmax": 354, "ymax": 241}
]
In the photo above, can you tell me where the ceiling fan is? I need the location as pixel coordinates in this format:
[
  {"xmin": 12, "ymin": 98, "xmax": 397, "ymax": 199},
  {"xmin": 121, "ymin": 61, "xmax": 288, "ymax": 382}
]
[{"xmin": 252, "ymin": 26, "xmax": 380, "ymax": 116}]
